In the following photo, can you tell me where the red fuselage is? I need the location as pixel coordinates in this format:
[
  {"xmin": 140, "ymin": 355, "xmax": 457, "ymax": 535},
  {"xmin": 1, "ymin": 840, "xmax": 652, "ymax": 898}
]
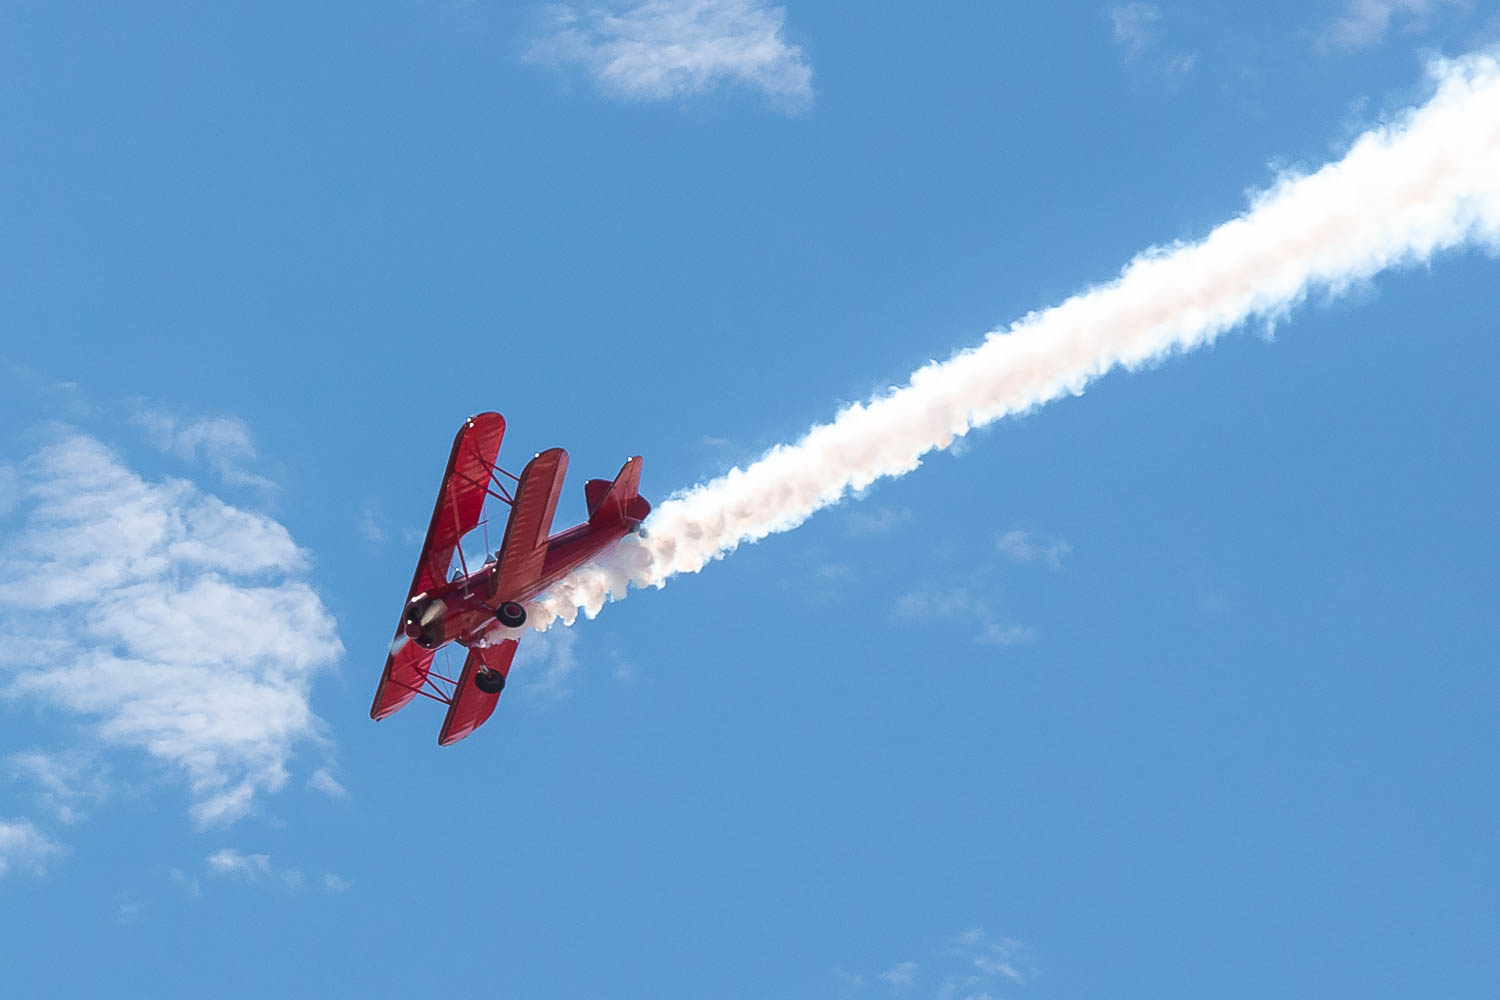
[{"xmin": 403, "ymin": 518, "xmax": 638, "ymax": 651}]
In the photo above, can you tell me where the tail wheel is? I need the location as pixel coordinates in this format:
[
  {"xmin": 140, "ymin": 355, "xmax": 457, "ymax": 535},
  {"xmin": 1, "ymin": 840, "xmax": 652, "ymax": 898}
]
[
  {"xmin": 495, "ymin": 601, "xmax": 527, "ymax": 629},
  {"xmin": 474, "ymin": 668, "xmax": 506, "ymax": 695}
]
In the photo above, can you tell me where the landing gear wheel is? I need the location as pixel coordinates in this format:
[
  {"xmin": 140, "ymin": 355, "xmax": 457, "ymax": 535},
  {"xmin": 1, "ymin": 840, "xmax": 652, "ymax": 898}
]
[
  {"xmin": 495, "ymin": 601, "xmax": 527, "ymax": 629},
  {"xmin": 474, "ymin": 668, "xmax": 506, "ymax": 695}
]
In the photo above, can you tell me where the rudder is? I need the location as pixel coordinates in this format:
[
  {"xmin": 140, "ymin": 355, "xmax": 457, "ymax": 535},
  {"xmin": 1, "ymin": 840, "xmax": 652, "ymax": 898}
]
[{"xmin": 586, "ymin": 456, "xmax": 650, "ymax": 528}]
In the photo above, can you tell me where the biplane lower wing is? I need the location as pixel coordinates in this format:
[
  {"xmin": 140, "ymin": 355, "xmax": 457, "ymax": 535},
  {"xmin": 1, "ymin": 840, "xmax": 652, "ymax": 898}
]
[
  {"xmin": 370, "ymin": 412, "xmax": 504, "ymax": 722},
  {"xmin": 370, "ymin": 637, "xmax": 439, "ymax": 721},
  {"xmin": 490, "ymin": 447, "xmax": 569, "ymax": 602},
  {"xmin": 438, "ymin": 641, "xmax": 518, "ymax": 747}
]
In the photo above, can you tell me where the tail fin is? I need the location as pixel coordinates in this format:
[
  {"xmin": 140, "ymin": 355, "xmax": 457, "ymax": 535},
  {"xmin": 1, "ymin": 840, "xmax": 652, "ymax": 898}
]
[{"xmin": 585, "ymin": 456, "xmax": 650, "ymax": 528}]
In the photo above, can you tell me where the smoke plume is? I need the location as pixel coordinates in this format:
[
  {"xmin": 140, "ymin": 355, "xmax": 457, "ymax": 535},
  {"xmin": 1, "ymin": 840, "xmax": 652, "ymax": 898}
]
[{"xmin": 531, "ymin": 50, "xmax": 1500, "ymax": 629}]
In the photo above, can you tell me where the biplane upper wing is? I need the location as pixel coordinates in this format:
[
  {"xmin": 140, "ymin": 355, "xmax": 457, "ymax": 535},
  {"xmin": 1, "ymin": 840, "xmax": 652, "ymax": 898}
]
[
  {"xmin": 407, "ymin": 412, "xmax": 507, "ymax": 599},
  {"xmin": 491, "ymin": 447, "xmax": 569, "ymax": 602},
  {"xmin": 437, "ymin": 640, "xmax": 518, "ymax": 747},
  {"xmin": 370, "ymin": 412, "xmax": 506, "ymax": 722}
]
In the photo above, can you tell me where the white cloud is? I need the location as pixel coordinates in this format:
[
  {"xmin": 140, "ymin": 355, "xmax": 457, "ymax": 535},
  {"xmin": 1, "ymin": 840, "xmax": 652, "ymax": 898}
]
[
  {"xmin": 831, "ymin": 966, "xmax": 863, "ymax": 996},
  {"xmin": 307, "ymin": 767, "xmax": 348, "ymax": 799},
  {"xmin": 527, "ymin": 0, "xmax": 813, "ymax": 109},
  {"xmin": 357, "ymin": 502, "xmax": 386, "ymax": 545},
  {"xmin": 206, "ymin": 848, "xmax": 303, "ymax": 890},
  {"xmin": 977, "ymin": 623, "xmax": 1038, "ymax": 647},
  {"xmin": 1164, "ymin": 51, "xmax": 1198, "ymax": 75},
  {"xmin": 115, "ymin": 894, "xmax": 146, "ymax": 924},
  {"xmin": 946, "ymin": 928, "xmax": 1038, "ymax": 987},
  {"xmin": 896, "ymin": 581, "xmax": 1038, "ymax": 650},
  {"xmin": 1110, "ymin": 2, "xmax": 1162, "ymax": 60},
  {"xmin": 518, "ymin": 627, "xmax": 582, "ymax": 698},
  {"xmin": 609, "ymin": 649, "xmax": 638, "ymax": 684},
  {"xmin": 0, "ymin": 432, "xmax": 342, "ymax": 828},
  {"xmin": 206, "ymin": 847, "xmax": 272, "ymax": 877},
  {"xmin": 837, "ymin": 929, "xmax": 1035, "ymax": 999},
  {"xmin": 895, "ymin": 586, "xmax": 994, "ymax": 626},
  {"xmin": 1324, "ymin": 0, "xmax": 1464, "ymax": 51},
  {"xmin": 842, "ymin": 506, "xmax": 914, "ymax": 536},
  {"xmin": 166, "ymin": 865, "xmax": 202, "ymax": 898},
  {"xmin": 0, "ymin": 818, "xmax": 65, "ymax": 876},
  {"xmin": 0, "ymin": 464, "xmax": 18, "ymax": 516},
  {"xmin": 322, "ymin": 872, "xmax": 353, "ymax": 893},
  {"xmin": 6, "ymin": 750, "xmax": 111, "ymax": 824},
  {"xmin": 815, "ymin": 561, "xmax": 855, "ymax": 582},
  {"xmin": 877, "ymin": 960, "xmax": 919, "ymax": 990},
  {"xmin": 130, "ymin": 404, "xmax": 275, "ymax": 491},
  {"xmin": 1109, "ymin": 3, "xmax": 1196, "ymax": 78},
  {"xmin": 994, "ymin": 530, "xmax": 1071, "ymax": 571}
]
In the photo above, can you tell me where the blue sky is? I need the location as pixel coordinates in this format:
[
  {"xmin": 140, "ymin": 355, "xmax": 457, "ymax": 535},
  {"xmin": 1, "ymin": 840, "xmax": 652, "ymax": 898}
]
[{"xmin": 3, "ymin": 2, "xmax": 1499, "ymax": 997}]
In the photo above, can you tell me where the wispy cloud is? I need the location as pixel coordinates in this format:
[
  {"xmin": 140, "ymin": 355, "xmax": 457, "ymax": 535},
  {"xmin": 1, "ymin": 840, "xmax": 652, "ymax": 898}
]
[
  {"xmin": 877, "ymin": 960, "xmax": 919, "ymax": 990},
  {"xmin": 1323, "ymin": 0, "xmax": 1465, "ymax": 51},
  {"xmin": 977, "ymin": 622, "xmax": 1038, "ymax": 647},
  {"xmin": 895, "ymin": 585, "xmax": 993, "ymax": 626},
  {"xmin": 1109, "ymin": 3, "xmax": 1196, "ymax": 77},
  {"xmin": 0, "ymin": 818, "xmax": 65, "ymax": 877},
  {"xmin": 357, "ymin": 501, "xmax": 387, "ymax": 545},
  {"xmin": 527, "ymin": 0, "xmax": 813, "ymax": 110},
  {"xmin": 609, "ymin": 648, "xmax": 639, "ymax": 684},
  {"xmin": 322, "ymin": 872, "xmax": 353, "ymax": 893},
  {"xmin": 1163, "ymin": 51, "xmax": 1198, "ymax": 75},
  {"xmin": 895, "ymin": 579, "xmax": 1037, "ymax": 649},
  {"xmin": 842, "ymin": 506, "xmax": 914, "ymax": 536},
  {"xmin": 1110, "ymin": 2, "xmax": 1162, "ymax": 60},
  {"xmin": 0, "ymin": 432, "xmax": 342, "ymax": 828},
  {"xmin": 994, "ymin": 529, "xmax": 1071, "ymax": 571},
  {"xmin": 206, "ymin": 848, "xmax": 304, "ymax": 890},
  {"xmin": 6, "ymin": 750, "xmax": 111, "ymax": 825},
  {"xmin": 518, "ymin": 627, "xmax": 582, "ymax": 698},
  {"xmin": 166, "ymin": 865, "xmax": 202, "ymax": 898},
  {"xmin": 206, "ymin": 847, "xmax": 272, "ymax": 877},
  {"xmin": 307, "ymin": 767, "xmax": 348, "ymax": 799},
  {"xmin": 0, "ymin": 464, "xmax": 19, "ymax": 516},
  {"xmin": 834, "ymin": 928, "xmax": 1037, "ymax": 997},
  {"xmin": 130, "ymin": 403, "xmax": 275, "ymax": 491},
  {"xmin": 944, "ymin": 927, "xmax": 1038, "ymax": 988},
  {"xmin": 115, "ymin": 894, "xmax": 147, "ymax": 924}
]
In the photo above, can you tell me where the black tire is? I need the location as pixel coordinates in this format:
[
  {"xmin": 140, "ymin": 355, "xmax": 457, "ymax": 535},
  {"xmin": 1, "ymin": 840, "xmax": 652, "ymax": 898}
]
[
  {"xmin": 474, "ymin": 668, "xmax": 506, "ymax": 695},
  {"xmin": 495, "ymin": 601, "xmax": 527, "ymax": 628}
]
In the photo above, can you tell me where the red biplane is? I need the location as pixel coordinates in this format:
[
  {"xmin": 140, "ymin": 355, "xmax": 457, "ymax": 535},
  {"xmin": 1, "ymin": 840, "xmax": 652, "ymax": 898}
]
[{"xmin": 369, "ymin": 412, "xmax": 650, "ymax": 745}]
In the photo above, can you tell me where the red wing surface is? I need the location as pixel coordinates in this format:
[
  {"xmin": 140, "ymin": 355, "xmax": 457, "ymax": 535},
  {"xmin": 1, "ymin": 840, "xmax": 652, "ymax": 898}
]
[
  {"xmin": 438, "ymin": 641, "xmax": 518, "ymax": 746},
  {"xmin": 370, "ymin": 637, "xmax": 438, "ymax": 721},
  {"xmin": 370, "ymin": 412, "xmax": 505, "ymax": 722},
  {"xmin": 492, "ymin": 448, "xmax": 568, "ymax": 602},
  {"xmin": 409, "ymin": 412, "xmax": 506, "ymax": 598}
]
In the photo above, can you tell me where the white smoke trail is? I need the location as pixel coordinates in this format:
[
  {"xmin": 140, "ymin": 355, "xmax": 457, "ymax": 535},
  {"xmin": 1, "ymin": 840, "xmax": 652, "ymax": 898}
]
[{"xmin": 531, "ymin": 49, "xmax": 1500, "ymax": 629}]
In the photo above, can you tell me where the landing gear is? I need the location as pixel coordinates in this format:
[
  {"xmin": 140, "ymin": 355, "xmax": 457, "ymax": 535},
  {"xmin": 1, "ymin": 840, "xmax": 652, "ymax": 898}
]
[
  {"xmin": 474, "ymin": 668, "xmax": 506, "ymax": 695},
  {"xmin": 495, "ymin": 601, "xmax": 527, "ymax": 629}
]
